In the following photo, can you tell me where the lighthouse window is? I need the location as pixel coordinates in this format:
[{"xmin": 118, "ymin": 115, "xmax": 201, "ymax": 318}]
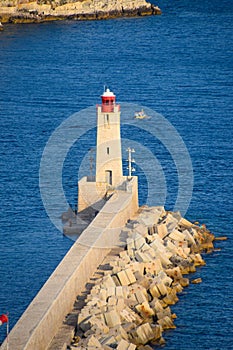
[
  {"xmin": 104, "ymin": 114, "xmax": 110, "ymax": 127},
  {"xmin": 107, "ymin": 147, "xmax": 110, "ymax": 155}
]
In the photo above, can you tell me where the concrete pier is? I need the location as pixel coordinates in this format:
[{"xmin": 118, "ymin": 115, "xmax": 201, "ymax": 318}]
[{"xmin": 1, "ymin": 179, "xmax": 138, "ymax": 350}]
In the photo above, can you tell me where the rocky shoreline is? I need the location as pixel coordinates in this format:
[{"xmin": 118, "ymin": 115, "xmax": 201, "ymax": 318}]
[
  {"xmin": 66, "ymin": 206, "xmax": 219, "ymax": 350},
  {"xmin": 0, "ymin": 0, "xmax": 161, "ymax": 24}
]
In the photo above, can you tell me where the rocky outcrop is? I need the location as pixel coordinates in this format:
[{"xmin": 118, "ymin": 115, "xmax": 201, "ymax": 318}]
[
  {"xmin": 67, "ymin": 206, "xmax": 216, "ymax": 349},
  {"xmin": 0, "ymin": 0, "xmax": 161, "ymax": 24}
]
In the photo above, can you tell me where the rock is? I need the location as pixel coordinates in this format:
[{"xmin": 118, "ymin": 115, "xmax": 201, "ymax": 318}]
[
  {"xmin": 0, "ymin": 0, "xmax": 161, "ymax": 24},
  {"xmin": 191, "ymin": 278, "xmax": 202, "ymax": 284},
  {"xmin": 214, "ymin": 236, "xmax": 227, "ymax": 241},
  {"xmin": 130, "ymin": 323, "xmax": 156, "ymax": 345},
  {"xmin": 135, "ymin": 301, "xmax": 155, "ymax": 319},
  {"xmin": 104, "ymin": 309, "xmax": 121, "ymax": 327},
  {"xmin": 67, "ymin": 207, "xmax": 216, "ymax": 349},
  {"xmin": 157, "ymin": 316, "xmax": 176, "ymax": 330},
  {"xmin": 116, "ymin": 339, "xmax": 136, "ymax": 349},
  {"xmin": 179, "ymin": 277, "xmax": 189, "ymax": 287}
]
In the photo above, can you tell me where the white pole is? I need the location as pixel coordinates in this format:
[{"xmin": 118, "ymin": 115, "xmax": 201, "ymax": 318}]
[
  {"xmin": 127, "ymin": 147, "xmax": 135, "ymax": 179},
  {"xmin": 6, "ymin": 320, "xmax": 9, "ymax": 350}
]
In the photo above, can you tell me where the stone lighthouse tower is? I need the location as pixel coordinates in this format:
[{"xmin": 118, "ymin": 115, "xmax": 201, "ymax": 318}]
[
  {"xmin": 77, "ymin": 88, "xmax": 124, "ymax": 215},
  {"xmin": 64, "ymin": 88, "xmax": 139, "ymax": 235},
  {"xmin": 96, "ymin": 88, "xmax": 123, "ymax": 187}
]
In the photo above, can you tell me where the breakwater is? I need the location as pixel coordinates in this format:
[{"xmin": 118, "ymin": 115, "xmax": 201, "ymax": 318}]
[
  {"xmin": 0, "ymin": 178, "xmax": 138, "ymax": 350},
  {"xmin": 0, "ymin": 0, "xmax": 161, "ymax": 24},
  {"xmin": 67, "ymin": 205, "xmax": 215, "ymax": 349}
]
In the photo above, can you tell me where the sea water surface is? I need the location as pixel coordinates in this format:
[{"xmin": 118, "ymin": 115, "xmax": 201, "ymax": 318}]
[{"xmin": 0, "ymin": 0, "xmax": 232, "ymax": 348}]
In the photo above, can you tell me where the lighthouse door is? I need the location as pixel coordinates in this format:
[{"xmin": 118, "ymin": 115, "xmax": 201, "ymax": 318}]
[{"xmin": 105, "ymin": 170, "xmax": 112, "ymax": 185}]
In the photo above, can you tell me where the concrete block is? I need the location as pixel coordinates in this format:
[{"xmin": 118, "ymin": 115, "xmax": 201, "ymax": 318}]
[
  {"xmin": 118, "ymin": 285, "xmax": 129, "ymax": 299},
  {"xmin": 112, "ymin": 274, "xmax": 122, "ymax": 286},
  {"xmin": 126, "ymin": 296, "xmax": 138, "ymax": 308},
  {"xmin": 179, "ymin": 277, "xmax": 189, "ymax": 287},
  {"xmin": 120, "ymin": 307, "xmax": 142, "ymax": 324},
  {"xmin": 150, "ymin": 299, "xmax": 163, "ymax": 313},
  {"xmin": 172, "ymin": 282, "xmax": 183, "ymax": 294},
  {"xmin": 183, "ymin": 229, "xmax": 196, "ymax": 246},
  {"xmin": 90, "ymin": 317, "xmax": 109, "ymax": 334},
  {"xmin": 139, "ymin": 210, "xmax": 161, "ymax": 227},
  {"xmin": 176, "ymin": 246, "xmax": 187, "ymax": 258},
  {"xmin": 127, "ymin": 247, "xmax": 135, "ymax": 259},
  {"xmin": 107, "ymin": 296, "xmax": 117, "ymax": 306},
  {"xmin": 156, "ymin": 281, "xmax": 168, "ymax": 297},
  {"xmin": 100, "ymin": 335, "xmax": 117, "ymax": 346},
  {"xmin": 141, "ymin": 242, "xmax": 151, "ymax": 252},
  {"xmin": 98, "ymin": 288, "xmax": 107, "ymax": 301},
  {"xmin": 104, "ymin": 310, "xmax": 121, "ymax": 327},
  {"xmin": 131, "ymin": 323, "xmax": 155, "ymax": 345},
  {"xmin": 116, "ymin": 297, "xmax": 125, "ymax": 312},
  {"xmin": 128, "ymin": 344, "xmax": 137, "ymax": 350},
  {"xmin": 134, "ymin": 223, "xmax": 148, "ymax": 237},
  {"xmin": 166, "ymin": 240, "xmax": 179, "ymax": 254},
  {"xmin": 134, "ymin": 289, "xmax": 147, "ymax": 304},
  {"xmin": 169, "ymin": 229, "xmax": 185, "ymax": 242},
  {"xmin": 183, "ymin": 247, "xmax": 191, "ymax": 256},
  {"xmin": 190, "ymin": 253, "xmax": 205, "ymax": 266},
  {"xmin": 156, "ymin": 307, "xmax": 172, "ymax": 320},
  {"xmin": 79, "ymin": 316, "xmax": 92, "ymax": 332},
  {"xmin": 157, "ymin": 223, "xmax": 168, "ymax": 239},
  {"xmin": 158, "ymin": 316, "xmax": 176, "ymax": 330},
  {"xmin": 119, "ymin": 250, "xmax": 131, "ymax": 263},
  {"xmin": 135, "ymin": 251, "xmax": 152, "ymax": 263},
  {"xmin": 149, "ymin": 284, "xmax": 160, "ymax": 298},
  {"xmin": 151, "ymin": 324, "xmax": 162, "ymax": 340},
  {"xmin": 91, "ymin": 285, "xmax": 100, "ymax": 295},
  {"xmin": 165, "ymin": 266, "xmax": 183, "ymax": 280},
  {"xmin": 117, "ymin": 270, "xmax": 131, "ymax": 286},
  {"xmin": 109, "ymin": 325, "xmax": 128, "ymax": 341},
  {"xmin": 106, "ymin": 286, "xmax": 116, "ymax": 298},
  {"xmin": 163, "ymin": 291, "xmax": 179, "ymax": 305},
  {"xmin": 134, "ymin": 234, "xmax": 146, "ymax": 250},
  {"xmin": 158, "ymin": 271, "xmax": 173, "ymax": 287},
  {"xmin": 166, "ymin": 215, "xmax": 178, "ymax": 234},
  {"xmin": 155, "ymin": 249, "xmax": 171, "ymax": 267},
  {"xmin": 102, "ymin": 275, "xmax": 116, "ymax": 288},
  {"xmin": 127, "ymin": 262, "xmax": 145, "ymax": 275},
  {"xmin": 179, "ymin": 217, "xmax": 194, "ymax": 228},
  {"xmin": 87, "ymin": 335, "xmax": 102, "ymax": 347},
  {"xmin": 145, "ymin": 247, "xmax": 157, "ymax": 259},
  {"xmin": 116, "ymin": 339, "xmax": 132, "ymax": 350},
  {"xmin": 149, "ymin": 235, "xmax": 165, "ymax": 251},
  {"xmin": 127, "ymin": 237, "xmax": 135, "ymax": 250},
  {"xmin": 125, "ymin": 268, "xmax": 137, "ymax": 284},
  {"xmin": 135, "ymin": 301, "xmax": 154, "ymax": 318}
]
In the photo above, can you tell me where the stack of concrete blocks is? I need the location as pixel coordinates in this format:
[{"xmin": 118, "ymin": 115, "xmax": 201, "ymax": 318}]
[{"xmin": 71, "ymin": 206, "xmax": 215, "ymax": 349}]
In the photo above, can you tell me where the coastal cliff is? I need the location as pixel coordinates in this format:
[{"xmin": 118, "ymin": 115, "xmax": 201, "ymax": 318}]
[{"xmin": 0, "ymin": 0, "xmax": 161, "ymax": 24}]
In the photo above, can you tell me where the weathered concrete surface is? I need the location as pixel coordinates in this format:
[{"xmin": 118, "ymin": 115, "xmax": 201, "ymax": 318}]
[
  {"xmin": 0, "ymin": 0, "xmax": 161, "ymax": 24},
  {"xmin": 1, "ymin": 178, "xmax": 138, "ymax": 350}
]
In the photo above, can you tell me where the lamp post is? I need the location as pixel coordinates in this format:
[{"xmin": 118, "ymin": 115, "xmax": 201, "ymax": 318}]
[{"xmin": 127, "ymin": 147, "xmax": 135, "ymax": 179}]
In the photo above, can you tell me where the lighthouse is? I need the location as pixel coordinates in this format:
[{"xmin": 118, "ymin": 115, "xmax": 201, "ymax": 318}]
[
  {"xmin": 77, "ymin": 88, "xmax": 124, "ymax": 214},
  {"xmin": 64, "ymin": 88, "xmax": 138, "ymax": 235},
  {"xmin": 96, "ymin": 88, "xmax": 123, "ymax": 187}
]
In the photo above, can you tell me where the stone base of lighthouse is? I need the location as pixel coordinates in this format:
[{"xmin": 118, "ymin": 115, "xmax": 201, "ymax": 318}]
[{"xmin": 63, "ymin": 176, "xmax": 139, "ymax": 238}]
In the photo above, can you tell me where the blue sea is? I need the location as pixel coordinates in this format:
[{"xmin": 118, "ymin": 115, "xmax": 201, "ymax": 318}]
[{"xmin": 0, "ymin": 0, "xmax": 232, "ymax": 348}]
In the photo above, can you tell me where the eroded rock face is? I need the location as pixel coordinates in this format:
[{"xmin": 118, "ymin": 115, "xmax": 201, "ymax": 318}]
[{"xmin": 0, "ymin": 0, "xmax": 162, "ymax": 23}]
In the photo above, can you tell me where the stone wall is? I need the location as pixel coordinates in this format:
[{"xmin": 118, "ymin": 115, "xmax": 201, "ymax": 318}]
[
  {"xmin": 0, "ymin": 0, "xmax": 161, "ymax": 23},
  {"xmin": 1, "ymin": 178, "xmax": 138, "ymax": 350}
]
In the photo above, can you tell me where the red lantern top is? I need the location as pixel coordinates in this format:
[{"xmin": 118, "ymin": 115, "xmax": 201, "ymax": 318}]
[{"xmin": 101, "ymin": 88, "xmax": 116, "ymax": 112}]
